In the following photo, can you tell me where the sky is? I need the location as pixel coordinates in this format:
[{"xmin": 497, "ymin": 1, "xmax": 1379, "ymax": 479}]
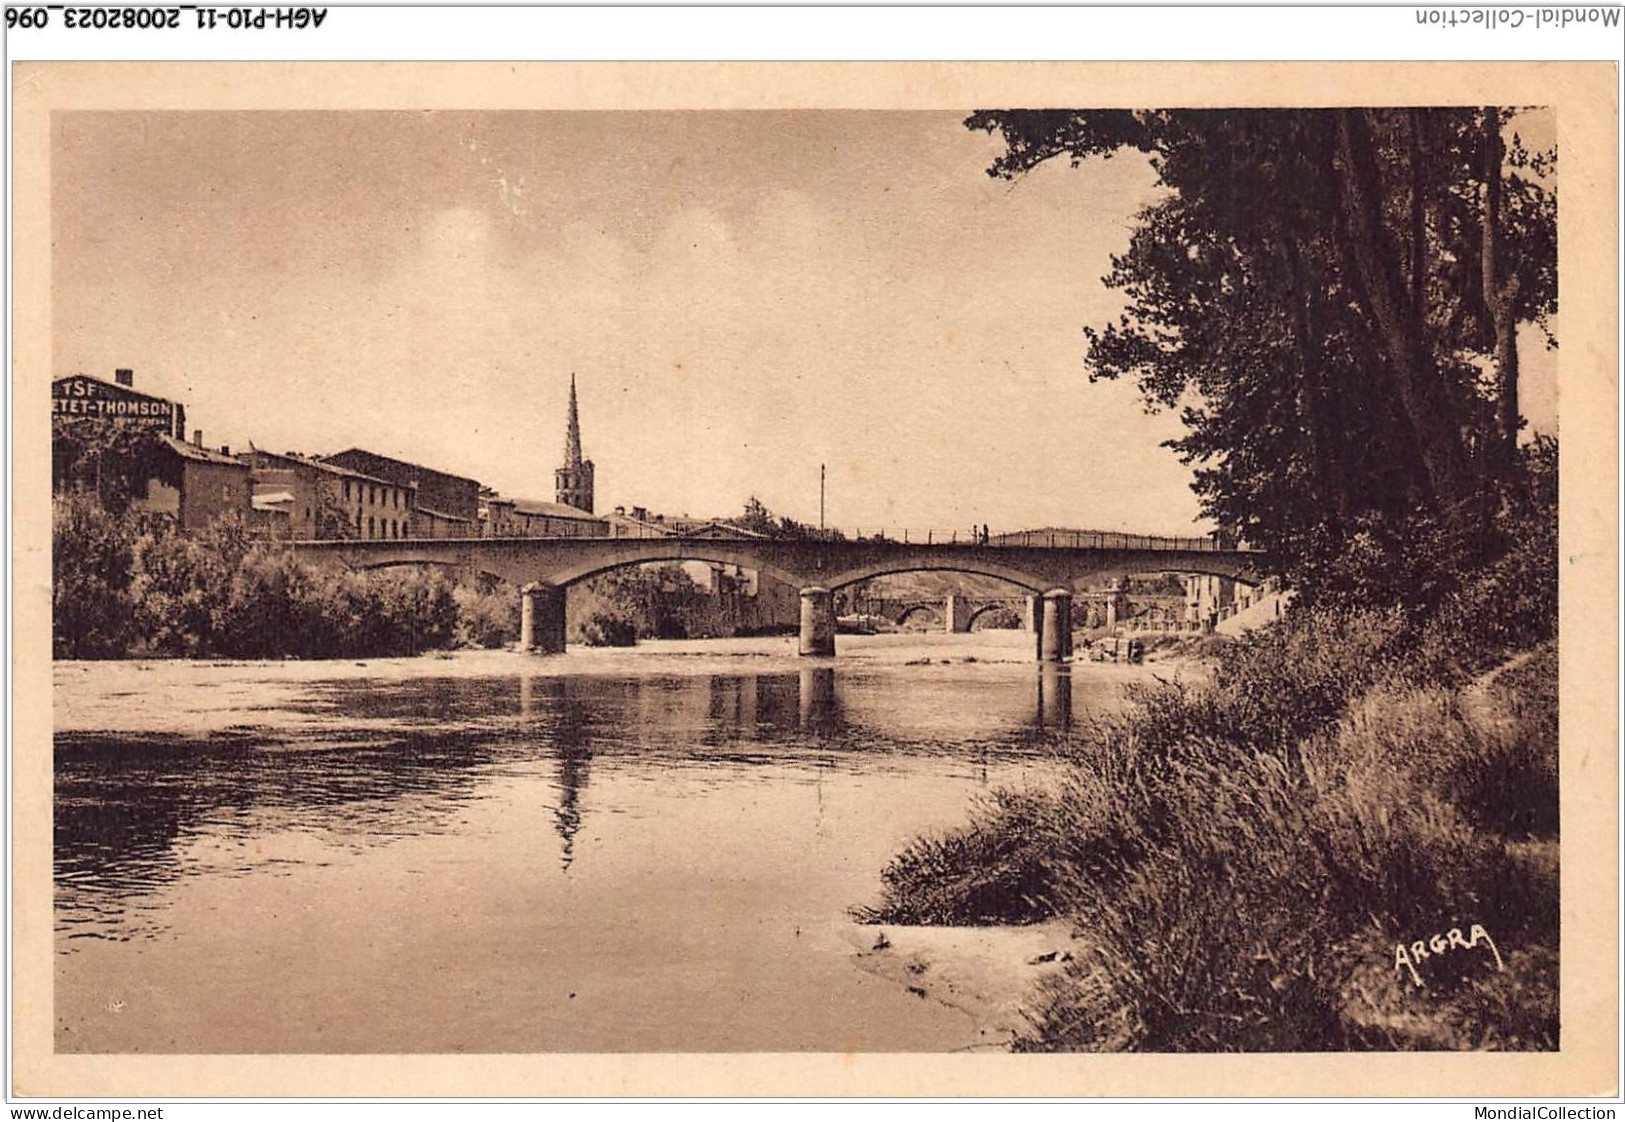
[{"xmin": 51, "ymin": 110, "xmax": 1555, "ymax": 536}]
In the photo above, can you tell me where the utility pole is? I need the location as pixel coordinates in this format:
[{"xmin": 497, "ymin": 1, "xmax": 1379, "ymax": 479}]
[{"xmin": 820, "ymin": 463, "xmax": 826, "ymax": 534}]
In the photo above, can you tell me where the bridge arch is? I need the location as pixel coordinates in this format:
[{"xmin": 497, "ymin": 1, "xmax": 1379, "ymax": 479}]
[
  {"xmin": 967, "ymin": 602, "xmax": 1022, "ymax": 630},
  {"xmin": 545, "ymin": 549, "xmax": 806, "ymax": 593},
  {"xmin": 894, "ymin": 604, "xmax": 944, "ymax": 628},
  {"xmin": 825, "ymin": 559, "xmax": 1049, "ymax": 595}
]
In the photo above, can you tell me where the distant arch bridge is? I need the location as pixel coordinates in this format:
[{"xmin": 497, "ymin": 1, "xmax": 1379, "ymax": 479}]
[{"xmin": 850, "ymin": 594, "xmax": 1032, "ymax": 633}]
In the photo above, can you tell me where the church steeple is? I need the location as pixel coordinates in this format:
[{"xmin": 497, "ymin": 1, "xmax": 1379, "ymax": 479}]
[
  {"xmin": 563, "ymin": 373, "xmax": 583, "ymax": 469},
  {"xmin": 555, "ymin": 375, "xmax": 595, "ymax": 513}
]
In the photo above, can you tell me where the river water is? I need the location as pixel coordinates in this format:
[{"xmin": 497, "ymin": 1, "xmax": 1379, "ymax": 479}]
[{"xmin": 53, "ymin": 633, "xmax": 1157, "ymax": 1053}]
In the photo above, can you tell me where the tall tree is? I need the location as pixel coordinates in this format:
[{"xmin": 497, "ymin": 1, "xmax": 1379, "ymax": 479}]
[{"xmin": 966, "ymin": 108, "xmax": 1555, "ymax": 573}]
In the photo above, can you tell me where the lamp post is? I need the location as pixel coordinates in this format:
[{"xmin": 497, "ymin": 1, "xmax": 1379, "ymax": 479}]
[{"xmin": 820, "ymin": 463, "xmax": 825, "ymax": 536}]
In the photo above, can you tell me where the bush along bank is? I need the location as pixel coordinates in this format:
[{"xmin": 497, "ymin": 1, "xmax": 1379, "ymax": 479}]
[
  {"xmin": 53, "ymin": 495, "xmax": 519, "ymax": 659},
  {"xmin": 859, "ymin": 494, "xmax": 1558, "ymax": 1051}
]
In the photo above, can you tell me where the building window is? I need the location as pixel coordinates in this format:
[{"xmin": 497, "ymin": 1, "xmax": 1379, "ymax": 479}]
[{"xmin": 367, "ymin": 515, "xmax": 375, "ymax": 538}]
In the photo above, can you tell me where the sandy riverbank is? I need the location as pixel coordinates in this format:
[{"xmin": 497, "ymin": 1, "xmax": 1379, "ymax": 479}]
[{"xmin": 839, "ymin": 920, "xmax": 1081, "ymax": 1051}]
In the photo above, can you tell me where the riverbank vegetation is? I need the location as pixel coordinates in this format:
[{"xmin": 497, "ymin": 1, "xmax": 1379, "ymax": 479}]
[
  {"xmin": 52, "ymin": 495, "xmax": 505, "ymax": 659},
  {"xmin": 858, "ymin": 108, "xmax": 1562, "ymax": 1051},
  {"xmin": 862, "ymin": 462, "xmax": 1557, "ymax": 1049},
  {"xmin": 51, "ymin": 492, "xmax": 797, "ymax": 657},
  {"xmin": 52, "ymin": 494, "xmax": 792, "ymax": 657}
]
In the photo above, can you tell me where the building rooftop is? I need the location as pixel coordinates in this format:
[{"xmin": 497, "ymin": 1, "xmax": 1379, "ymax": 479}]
[
  {"xmin": 158, "ymin": 434, "xmax": 246, "ymax": 466},
  {"xmin": 54, "ymin": 371, "xmax": 175, "ymax": 399},
  {"xmin": 605, "ymin": 510, "xmax": 774, "ymax": 539},
  {"xmin": 243, "ymin": 447, "xmax": 403, "ymax": 490},
  {"xmin": 416, "ymin": 505, "xmax": 474, "ymax": 523},
  {"xmin": 323, "ymin": 448, "xmax": 481, "ymax": 490},
  {"xmin": 670, "ymin": 518, "xmax": 769, "ymax": 540},
  {"xmin": 510, "ymin": 497, "xmax": 608, "ymax": 522}
]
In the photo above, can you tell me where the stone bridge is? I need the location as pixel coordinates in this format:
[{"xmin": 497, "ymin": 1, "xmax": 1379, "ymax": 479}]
[{"xmin": 289, "ymin": 534, "xmax": 1264, "ymax": 662}]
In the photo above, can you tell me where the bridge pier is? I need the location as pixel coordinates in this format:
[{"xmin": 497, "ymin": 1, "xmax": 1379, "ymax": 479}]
[
  {"xmin": 799, "ymin": 586, "xmax": 835, "ymax": 657},
  {"xmin": 1104, "ymin": 579, "xmax": 1129, "ymax": 631},
  {"xmin": 1039, "ymin": 588, "xmax": 1072, "ymax": 663},
  {"xmin": 944, "ymin": 594, "xmax": 972, "ymax": 634},
  {"xmin": 519, "ymin": 582, "xmax": 567, "ymax": 654}
]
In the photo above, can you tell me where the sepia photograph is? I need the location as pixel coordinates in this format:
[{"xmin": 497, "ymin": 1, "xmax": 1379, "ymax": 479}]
[{"xmin": 9, "ymin": 60, "xmax": 1618, "ymax": 1098}]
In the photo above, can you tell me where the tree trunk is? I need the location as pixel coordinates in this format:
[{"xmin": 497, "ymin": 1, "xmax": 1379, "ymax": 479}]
[
  {"xmin": 1481, "ymin": 106, "xmax": 1523, "ymax": 470},
  {"xmin": 1408, "ymin": 109, "xmax": 1429, "ymax": 328},
  {"xmin": 1493, "ymin": 310, "xmax": 1521, "ymax": 464},
  {"xmin": 1331, "ymin": 108, "xmax": 1476, "ymax": 520},
  {"xmin": 1280, "ymin": 238, "xmax": 1344, "ymax": 528}
]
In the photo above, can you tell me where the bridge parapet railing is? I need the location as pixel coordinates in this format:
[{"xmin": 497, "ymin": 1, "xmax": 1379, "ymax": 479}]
[
  {"xmin": 295, "ymin": 526, "xmax": 1257, "ymax": 552},
  {"xmin": 599, "ymin": 526, "xmax": 1253, "ymax": 550},
  {"xmin": 835, "ymin": 529, "xmax": 1250, "ymax": 551}
]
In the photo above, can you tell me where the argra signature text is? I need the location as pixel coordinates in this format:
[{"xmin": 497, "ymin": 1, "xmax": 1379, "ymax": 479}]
[{"xmin": 1394, "ymin": 922, "xmax": 1504, "ymax": 987}]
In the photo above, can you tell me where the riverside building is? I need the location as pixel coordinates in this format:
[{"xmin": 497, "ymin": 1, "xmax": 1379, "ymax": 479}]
[
  {"xmin": 240, "ymin": 449, "xmax": 414, "ymax": 541},
  {"xmin": 52, "ymin": 369, "xmax": 186, "ymax": 439}
]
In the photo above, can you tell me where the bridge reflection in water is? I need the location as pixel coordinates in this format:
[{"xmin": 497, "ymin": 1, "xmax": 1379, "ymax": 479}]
[
  {"xmin": 1037, "ymin": 664, "xmax": 1072, "ymax": 730},
  {"xmin": 56, "ymin": 665, "xmax": 1089, "ymax": 940},
  {"xmin": 507, "ymin": 666, "xmax": 1071, "ymax": 869},
  {"xmin": 798, "ymin": 668, "xmax": 840, "ymax": 734},
  {"xmin": 513, "ymin": 668, "xmax": 1070, "ymax": 743}
]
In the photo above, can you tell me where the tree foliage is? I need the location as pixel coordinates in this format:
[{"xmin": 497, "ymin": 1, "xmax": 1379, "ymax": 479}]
[
  {"xmin": 737, "ymin": 496, "xmax": 842, "ymax": 540},
  {"xmin": 966, "ymin": 108, "xmax": 1557, "ymax": 586},
  {"xmin": 52, "ymin": 419, "xmax": 173, "ymax": 515},
  {"xmin": 53, "ymin": 493, "xmax": 138, "ymax": 658},
  {"xmin": 53, "ymin": 497, "xmax": 464, "ymax": 659},
  {"xmin": 590, "ymin": 563, "xmax": 707, "ymax": 640}
]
